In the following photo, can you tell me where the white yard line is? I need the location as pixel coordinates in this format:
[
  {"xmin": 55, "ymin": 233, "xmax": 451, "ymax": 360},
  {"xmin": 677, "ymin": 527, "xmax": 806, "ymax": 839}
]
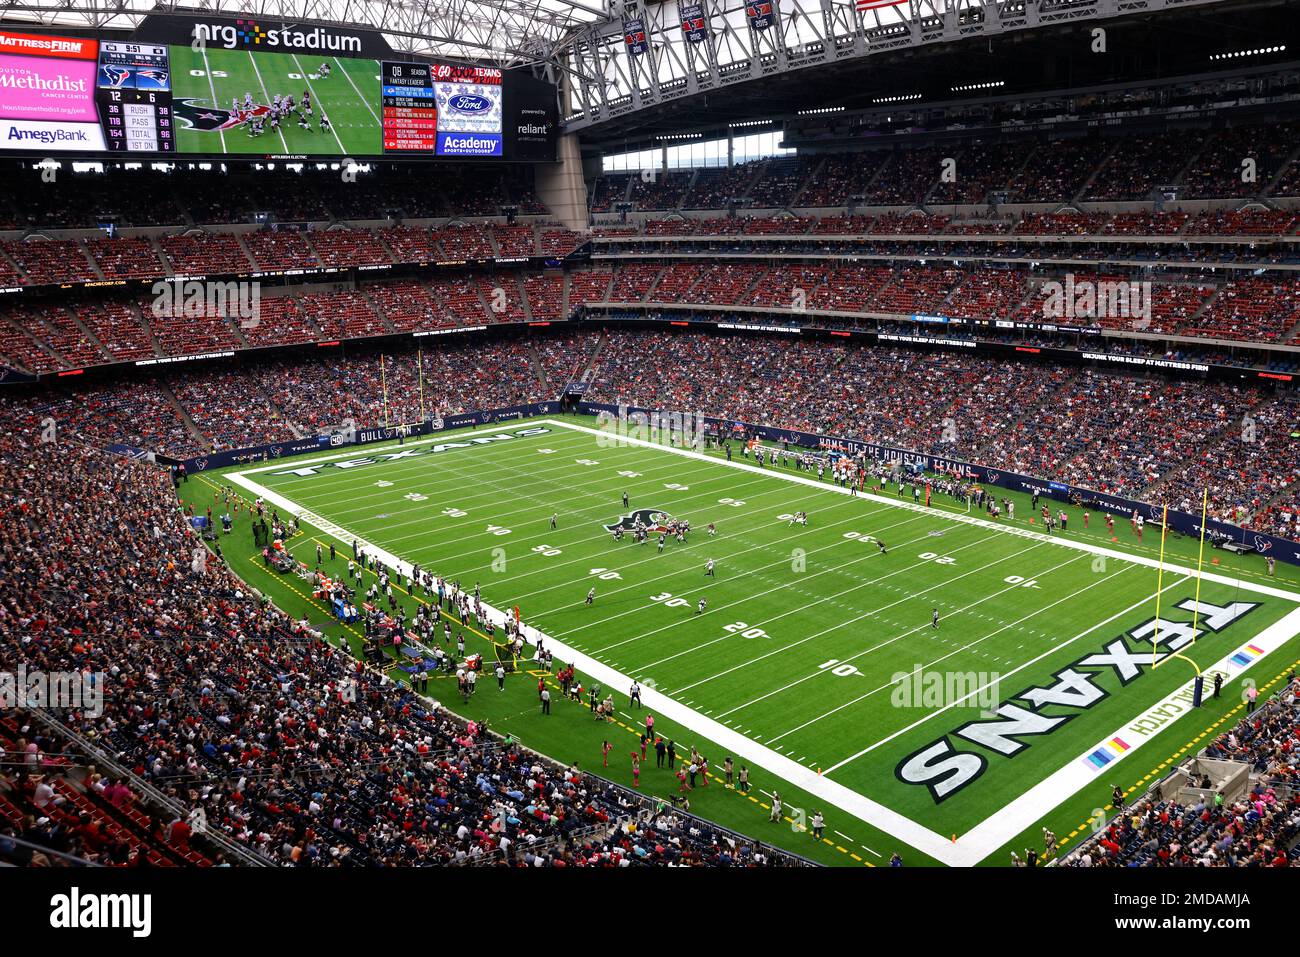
[
  {"xmin": 334, "ymin": 56, "xmax": 381, "ymax": 124},
  {"xmin": 544, "ymin": 419, "xmax": 1300, "ymax": 604},
  {"xmin": 671, "ymin": 539, "xmax": 1056, "ymax": 693},
  {"xmin": 198, "ymin": 45, "xmax": 227, "ymax": 153},
  {"xmin": 817, "ymin": 573, "xmax": 1186, "ymax": 770},
  {"xmin": 292, "ymin": 54, "xmax": 348, "ymax": 153},
  {"xmin": 717, "ymin": 551, "xmax": 1110, "ymax": 726},
  {"xmin": 246, "ymin": 51, "xmax": 289, "ymax": 153},
  {"xmin": 580, "ymin": 509, "xmax": 953, "ymax": 655}
]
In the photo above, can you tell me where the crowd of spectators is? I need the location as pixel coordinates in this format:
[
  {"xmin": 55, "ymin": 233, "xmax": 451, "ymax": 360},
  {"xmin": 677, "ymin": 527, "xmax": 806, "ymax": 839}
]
[
  {"xmin": 0, "ymin": 426, "xmax": 802, "ymax": 867},
  {"xmin": 5, "ymin": 327, "xmax": 1294, "ymax": 540},
  {"xmin": 1067, "ymin": 679, "xmax": 1300, "ymax": 866}
]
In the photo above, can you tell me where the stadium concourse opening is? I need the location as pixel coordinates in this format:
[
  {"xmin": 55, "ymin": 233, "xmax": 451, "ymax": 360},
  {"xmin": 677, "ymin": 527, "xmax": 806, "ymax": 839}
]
[{"xmin": 2, "ymin": 0, "xmax": 1300, "ymax": 930}]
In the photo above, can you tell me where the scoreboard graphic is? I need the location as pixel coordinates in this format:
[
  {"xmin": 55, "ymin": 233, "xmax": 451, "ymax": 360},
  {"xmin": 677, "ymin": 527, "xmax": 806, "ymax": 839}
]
[
  {"xmin": 381, "ymin": 61, "xmax": 439, "ymax": 152},
  {"xmin": 382, "ymin": 60, "xmax": 503, "ymax": 157},
  {"xmin": 0, "ymin": 32, "xmax": 173, "ymax": 154},
  {"xmin": 94, "ymin": 42, "xmax": 174, "ymax": 154},
  {"xmin": 0, "ymin": 24, "xmax": 553, "ymax": 161}
]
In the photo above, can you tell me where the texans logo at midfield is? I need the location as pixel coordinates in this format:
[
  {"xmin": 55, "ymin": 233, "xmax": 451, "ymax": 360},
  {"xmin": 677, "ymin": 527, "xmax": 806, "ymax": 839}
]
[{"xmin": 605, "ymin": 508, "xmax": 672, "ymax": 533}]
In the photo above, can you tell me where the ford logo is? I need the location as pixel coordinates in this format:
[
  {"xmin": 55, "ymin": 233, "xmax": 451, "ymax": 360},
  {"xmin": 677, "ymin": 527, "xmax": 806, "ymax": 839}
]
[{"xmin": 448, "ymin": 94, "xmax": 491, "ymax": 114}]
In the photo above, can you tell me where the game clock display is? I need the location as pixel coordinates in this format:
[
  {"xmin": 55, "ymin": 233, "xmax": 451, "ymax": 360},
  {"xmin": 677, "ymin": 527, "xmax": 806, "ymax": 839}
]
[{"xmin": 94, "ymin": 42, "xmax": 174, "ymax": 153}]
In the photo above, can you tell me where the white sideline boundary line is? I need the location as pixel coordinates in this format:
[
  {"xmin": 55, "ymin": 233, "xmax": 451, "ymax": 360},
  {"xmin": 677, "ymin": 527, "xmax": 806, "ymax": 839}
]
[{"xmin": 225, "ymin": 416, "xmax": 1300, "ymax": 866}]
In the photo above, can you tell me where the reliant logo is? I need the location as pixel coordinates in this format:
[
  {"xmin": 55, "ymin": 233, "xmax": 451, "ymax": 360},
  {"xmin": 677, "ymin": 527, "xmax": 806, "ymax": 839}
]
[
  {"xmin": 274, "ymin": 427, "xmax": 551, "ymax": 476},
  {"xmin": 50, "ymin": 887, "xmax": 151, "ymax": 937},
  {"xmin": 193, "ymin": 19, "xmax": 362, "ymax": 53}
]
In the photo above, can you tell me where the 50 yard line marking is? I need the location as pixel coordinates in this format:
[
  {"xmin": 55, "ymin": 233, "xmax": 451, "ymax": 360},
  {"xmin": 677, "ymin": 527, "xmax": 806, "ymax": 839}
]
[{"xmin": 221, "ymin": 417, "xmax": 1300, "ymax": 866}]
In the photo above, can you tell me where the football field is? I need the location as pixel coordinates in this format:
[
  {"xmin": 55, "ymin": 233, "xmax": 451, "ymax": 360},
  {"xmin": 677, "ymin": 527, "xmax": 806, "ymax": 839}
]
[
  {"xmin": 169, "ymin": 45, "xmax": 382, "ymax": 155},
  {"xmin": 222, "ymin": 416, "xmax": 1300, "ymax": 865}
]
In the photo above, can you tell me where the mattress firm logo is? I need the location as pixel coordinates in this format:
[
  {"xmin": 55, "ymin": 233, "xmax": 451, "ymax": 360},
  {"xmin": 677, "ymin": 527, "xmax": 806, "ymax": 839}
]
[
  {"xmin": 894, "ymin": 598, "xmax": 1258, "ymax": 804},
  {"xmin": 192, "ymin": 19, "xmax": 363, "ymax": 53},
  {"xmin": 273, "ymin": 427, "xmax": 551, "ymax": 476}
]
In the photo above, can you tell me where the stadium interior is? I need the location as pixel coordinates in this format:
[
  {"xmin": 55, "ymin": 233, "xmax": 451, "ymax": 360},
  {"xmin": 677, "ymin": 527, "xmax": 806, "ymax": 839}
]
[{"xmin": 3, "ymin": 0, "xmax": 1300, "ymax": 887}]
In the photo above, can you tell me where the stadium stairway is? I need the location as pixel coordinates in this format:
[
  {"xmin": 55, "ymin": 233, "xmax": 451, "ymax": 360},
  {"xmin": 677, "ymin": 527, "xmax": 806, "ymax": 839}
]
[
  {"xmin": 128, "ymin": 301, "xmax": 166, "ymax": 359},
  {"xmin": 1070, "ymin": 140, "xmax": 1122, "ymax": 205},
  {"xmin": 578, "ymin": 328, "xmax": 607, "ymax": 385},
  {"xmin": 786, "ymin": 156, "xmax": 826, "ymax": 209},
  {"xmin": 233, "ymin": 234, "xmax": 258, "ymax": 272},
  {"xmin": 859, "ymin": 152, "xmax": 895, "ymax": 203},
  {"xmin": 676, "ymin": 169, "xmax": 701, "ymax": 211},
  {"xmin": 1265, "ymin": 141, "xmax": 1300, "ymax": 197},
  {"xmin": 1180, "ymin": 284, "xmax": 1224, "ymax": 334},
  {"xmin": 1250, "ymin": 476, "xmax": 1300, "ymax": 528},
  {"xmin": 638, "ymin": 264, "xmax": 668, "ymax": 302},
  {"xmin": 1281, "ymin": 310, "xmax": 1300, "ymax": 344},
  {"xmin": 161, "ymin": 383, "xmax": 211, "ymax": 451},
  {"xmin": 1141, "ymin": 411, "xmax": 1252, "ymax": 502},
  {"xmin": 520, "ymin": 276, "xmax": 536, "ymax": 320},
  {"xmin": 525, "ymin": 338, "xmax": 550, "ymax": 391},
  {"xmin": 919, "ymin": 150, "xmax": 957, "ymax": 207},
  {"xmin": 0, "ymin": 312, "xmax": 62, "ymax": 372}
]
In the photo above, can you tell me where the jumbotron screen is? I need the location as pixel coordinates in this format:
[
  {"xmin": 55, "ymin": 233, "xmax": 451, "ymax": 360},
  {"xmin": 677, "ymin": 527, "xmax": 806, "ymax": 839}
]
[{"xmin": 0, "ymin": 21, "xmax": 557, "ymax": 161}]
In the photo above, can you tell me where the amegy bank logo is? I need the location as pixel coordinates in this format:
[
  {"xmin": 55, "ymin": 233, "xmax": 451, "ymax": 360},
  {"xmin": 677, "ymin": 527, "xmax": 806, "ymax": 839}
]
[
  {"xmin": 2, "ymin": 665, "xmax": 104, "ymax": 718},
  {"xmin": 192, "ymin": 19, "xmax": 363, "ymax": 53},
  {"xmin": 1041, "ymin": 272, "xmax": 1151, "ymax": 327},
  {"xmin": 274, "ymin": 427, "xmax": 551, "ymax": 476}
]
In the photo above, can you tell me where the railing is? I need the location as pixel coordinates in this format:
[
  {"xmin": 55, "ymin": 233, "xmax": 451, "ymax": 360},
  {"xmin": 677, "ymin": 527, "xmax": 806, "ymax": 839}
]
[{"xmin": 24, "ymin": 710, "xmax": 272, "ymax": 868}]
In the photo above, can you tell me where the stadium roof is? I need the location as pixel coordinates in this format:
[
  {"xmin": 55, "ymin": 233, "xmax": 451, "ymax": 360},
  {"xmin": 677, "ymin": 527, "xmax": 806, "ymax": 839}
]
[{"xmin": 0, "ymin": 0, "xmax": 605, "ymax": 65}]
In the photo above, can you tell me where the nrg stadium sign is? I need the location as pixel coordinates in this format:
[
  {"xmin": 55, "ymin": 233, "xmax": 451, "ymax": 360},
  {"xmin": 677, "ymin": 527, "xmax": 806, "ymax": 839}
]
[{"xmin": 133, "ymin": 14, "xmax": 396, "ymax": 60}]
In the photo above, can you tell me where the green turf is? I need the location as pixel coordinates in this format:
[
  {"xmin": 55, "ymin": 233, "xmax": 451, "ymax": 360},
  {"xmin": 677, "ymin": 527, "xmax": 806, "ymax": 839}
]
[
  {"xmin": 170, "ymin": 45, "xmax": 381, "ymax": 156},
  {"xmin": 180, "ymin": 413, "xmax": 1300, "ymax": 865}
]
